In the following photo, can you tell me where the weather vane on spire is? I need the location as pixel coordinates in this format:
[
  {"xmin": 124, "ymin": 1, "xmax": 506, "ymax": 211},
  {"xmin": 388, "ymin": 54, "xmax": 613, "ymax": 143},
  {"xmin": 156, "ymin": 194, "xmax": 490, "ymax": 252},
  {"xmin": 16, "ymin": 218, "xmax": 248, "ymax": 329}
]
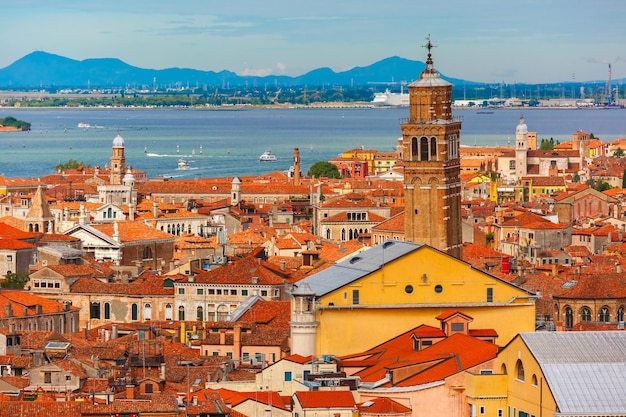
[{"xmin": 422, "ymin": 34, "xmax": 436, "ymax": 67}]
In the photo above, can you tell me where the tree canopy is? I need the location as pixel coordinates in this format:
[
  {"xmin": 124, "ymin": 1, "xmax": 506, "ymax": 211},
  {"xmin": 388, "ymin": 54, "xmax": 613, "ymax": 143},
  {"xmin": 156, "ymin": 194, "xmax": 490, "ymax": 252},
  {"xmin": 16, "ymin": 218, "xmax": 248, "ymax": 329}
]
[
  {"xmin": 54, "ymin": 159, "xmax": 91, "ymax": 171},
  {"xmin": 308, "ymin": 161, "xmax": 341, "ymax": 179},
  {"xmin": 1, "ymin": 273, "xmax": 30, "ymax": 289}
]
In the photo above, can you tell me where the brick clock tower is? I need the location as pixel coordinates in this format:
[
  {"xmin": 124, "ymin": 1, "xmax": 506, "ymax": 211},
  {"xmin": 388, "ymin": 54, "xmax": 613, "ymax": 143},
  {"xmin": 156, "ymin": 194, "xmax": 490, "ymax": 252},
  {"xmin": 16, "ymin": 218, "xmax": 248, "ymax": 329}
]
[{"xmin": 400, "ymin": 36, "xmax": 462, "ymax": 258}]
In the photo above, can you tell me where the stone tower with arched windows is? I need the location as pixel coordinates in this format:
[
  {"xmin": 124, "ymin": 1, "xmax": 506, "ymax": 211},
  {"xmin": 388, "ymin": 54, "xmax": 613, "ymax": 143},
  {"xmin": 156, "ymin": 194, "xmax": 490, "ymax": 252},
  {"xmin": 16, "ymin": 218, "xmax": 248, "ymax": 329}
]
[
  {"xmin": 400, "ymin": 37, "xmax": 462, "ymax": 258},
  {"xmin": 110, "ymin": 133, "xmax": 126, "ymax": 186}
]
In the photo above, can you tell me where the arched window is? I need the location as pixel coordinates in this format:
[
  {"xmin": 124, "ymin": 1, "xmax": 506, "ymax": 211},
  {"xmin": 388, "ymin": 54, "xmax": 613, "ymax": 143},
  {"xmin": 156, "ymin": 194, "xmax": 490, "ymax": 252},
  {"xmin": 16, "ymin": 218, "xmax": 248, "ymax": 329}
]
[
  {"xmin": 565, "ymin": 306, "xmax": 573, "ymax": 328},
  {"xmin": 178, "ymin": 306, "xmax": 185, "ymax": 321},
  {"xmin": 197, "ymin": 306, "xmax": 204, "ymax": 321},
  {"xmin": 599, "ymin": 307, "xmax": 610, "ymax": 322},
  {"xmin": 144, "ymin": 303, "xmax": 152, "ymax": 321},
  {"xmin": 131, "ymin": 303, "xmax": 138, "ymax": 321},
  {"xmin": 411, "ymin": 137, "xmax": 418, "ymax": 159},
  {"xmin": 165, "ymin": 304, "xmax": 173, "ymax": 321},
  {"xmin": 143, "ymin": 246, "xmax": 153, "ymax": 260},
  {"xmin": 420, "ymin": 137, "xmax": 429, "ymax": 161},
  {"xmin": 104, "ymin": 302, "xmax": 111, "ymax": 320},
  {"xmin": 430, "ymin": 137, "xmax": 437, "ymax": 158},
  {"xmin": 531, "ymin": 374, "xmax": 538, "ymax": 386},
  {"xmin": 500, "ymin": 363, "xmax": 507, "ymax": 374},
  {"xmin": 618, "ymin": 306, "xmax": 625, "ymax": 322},
  {"xmin": 216, "ymin": 304, "xmax": 229, "ymax": 321},
  {"xmin": 515, "ymin": 359, "xmax": 525, "ymax": 381},
  {"xmin": 326, "ymin": 228, "xmax": 331, "ymax": 239},
  {"xmin": 581, "ymin": 307, "xmax": 592, "ymax": 322},
  {"xmin": 341, "ymin": 229, "xmax": 346, "ymax": 241}
]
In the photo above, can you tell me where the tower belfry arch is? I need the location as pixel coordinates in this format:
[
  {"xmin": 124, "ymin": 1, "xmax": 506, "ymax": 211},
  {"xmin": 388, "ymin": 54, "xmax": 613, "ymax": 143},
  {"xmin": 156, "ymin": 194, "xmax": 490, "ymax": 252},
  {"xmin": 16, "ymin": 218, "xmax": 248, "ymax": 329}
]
[{"xmin": 400, "ymin": 35, "xmax": 463, "ymax": 258}]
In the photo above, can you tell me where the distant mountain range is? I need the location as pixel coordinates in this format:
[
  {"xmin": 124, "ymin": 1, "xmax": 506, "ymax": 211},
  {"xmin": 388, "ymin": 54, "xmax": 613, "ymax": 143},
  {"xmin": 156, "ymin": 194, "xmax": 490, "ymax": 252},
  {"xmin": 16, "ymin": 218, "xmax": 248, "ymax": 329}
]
[{"xmin": 0, "ymin": 51, "xmax": 477, "ymax": 89}]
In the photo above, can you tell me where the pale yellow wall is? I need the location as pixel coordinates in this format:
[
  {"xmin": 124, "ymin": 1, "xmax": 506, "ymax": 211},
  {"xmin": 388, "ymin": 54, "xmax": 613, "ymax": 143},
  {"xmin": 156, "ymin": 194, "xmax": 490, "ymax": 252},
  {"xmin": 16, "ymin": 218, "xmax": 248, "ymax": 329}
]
[
  {"xmin": 314, "ymin": 247, "xmax": 535, "ymax": 356},
  {"xmin": 465, "ymin": 373, "xmax": 508, "ymax": 417},
  {"xmin": 496, "ymin": 336, "xmax": 557, "ymax": 417}
]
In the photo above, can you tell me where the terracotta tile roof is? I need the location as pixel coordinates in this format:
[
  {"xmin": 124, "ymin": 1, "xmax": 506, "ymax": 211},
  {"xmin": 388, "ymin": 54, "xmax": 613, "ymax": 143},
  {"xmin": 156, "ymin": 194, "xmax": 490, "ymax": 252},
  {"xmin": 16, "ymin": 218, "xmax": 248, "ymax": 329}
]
[
  {"xmin": 0, "ymin": 238, "xmax": 34, "ymax": 250},
  {"xmin": 282, "ymin": 354, "xmax": 314, "ymax": 364},
  {"xmin": 345, "ymin": 331, "xmax": 498, "ymax": 388},
  {"xmin": 91, "ymin": 221, "xmax": 174, "ymax": 242},
  {"xmin": 0, "ymin": 291, "xmax": 78, "ymax": 319},
  {"xmin": 218, "ymin": 388, "xmax": 290, "ymax": 410},
  {"xmin": 70, "ymin": 275, "xmax": 174, "ymax": 296},
  {"xmin": 358, "ymin": 397, "xmax": 411, "ymax": 414},
  {"xmin": 0, "ymin": 402, "xmax": 81, "ymax": 417},
  {"xmin": 79, "ymin": 393, "xmax": 179, "ymax": 414},
  {"xmin": 0, "ymin": 222, "xmax": 36, "ymax": 240},
  {"xmin": 372, "ymin": 212, "xmax": 404, "ymax": 232},
  {"xmin": 0, "ymin": 375, "xmax": 29, "ymax": 388},
  {"xmin": 191, "ymin": 254, "xmax": 288, "ymax": 285},
  {"xmin": 295, "ymin": 390, "xmax": 356, "ymax": 409}
]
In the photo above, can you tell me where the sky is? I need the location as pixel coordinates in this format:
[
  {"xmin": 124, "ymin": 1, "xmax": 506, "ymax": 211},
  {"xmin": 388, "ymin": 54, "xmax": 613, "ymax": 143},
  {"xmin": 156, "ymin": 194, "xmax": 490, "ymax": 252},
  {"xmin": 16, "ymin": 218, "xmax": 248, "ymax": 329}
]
[{"xmin": 2, "ymin": 0, "xmax": 625, "ymax": 84}]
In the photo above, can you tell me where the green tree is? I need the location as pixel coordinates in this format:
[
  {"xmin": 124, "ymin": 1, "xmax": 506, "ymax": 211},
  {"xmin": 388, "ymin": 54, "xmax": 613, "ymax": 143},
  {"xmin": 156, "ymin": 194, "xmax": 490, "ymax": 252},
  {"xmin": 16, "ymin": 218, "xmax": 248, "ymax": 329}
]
[
  {"xmin": 622, "ymin": 169, "xmax": 626, "ymax": 188},
  {"xmin": 572, "ymin": 172, "xmax": 580, "ymax": 183},
  {"xmin": 539, "ymin": 138, "xmax": 555, "ymax": 150},
  {"xmin": 308, "ymin": 161, "xmax": 341, "ymax": 179},
  {"xmin": 613, "ymin": 147, "xmax": 625, "ymax": 158},
  {"xmin": 1, "ymin": 273, "xmax": 30, "ymax": 289},
  {"xmin": 54, "ymin": 159, "xmax": 91, "ymax": 171},
  {"xmin": 594, "ymin": 179, "xmax": 611, "ymax": 192}
]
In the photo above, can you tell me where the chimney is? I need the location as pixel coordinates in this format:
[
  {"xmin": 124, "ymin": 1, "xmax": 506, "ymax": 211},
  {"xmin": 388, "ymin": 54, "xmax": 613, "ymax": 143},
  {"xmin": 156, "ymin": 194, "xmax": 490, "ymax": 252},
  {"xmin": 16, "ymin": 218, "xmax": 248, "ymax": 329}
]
[
  {"xmin": 160, "ymin": 363, "xmax": 166, "ymax": 380},
  {"xmin": 129, "ymin": 203, "xmax": 135, "ymax": 221},
  {"xmin": 5, "ymin": 304, "xmax": 12, "ymax": 318},
  {"xmin": 617, "ymin": 262, "xmax": 622, "ymax": 274},
  {"xmin": 111, "ymin": 324, "xmax": 118, "ymax": 340},
  {"xmin": 280, "ymin": 260, "xmax": 286, "ymax": 271},
  {"xmin": 219, "ymin": 329, "xmax": 226, "ymax": 345},
  {"xmin": 234, "ymin": 325, "xmax": 242, "ymax": 360},
  {"xmin": 153, "ymin": 202, "xmax": 159, "ymax": 218},
  {"xmin": 293, "ymin": 148, "xmax": 301, "ymax": 186},
  {"xmin": 126, "ymin": 385, "xmax": 135, "ymax": 400}
]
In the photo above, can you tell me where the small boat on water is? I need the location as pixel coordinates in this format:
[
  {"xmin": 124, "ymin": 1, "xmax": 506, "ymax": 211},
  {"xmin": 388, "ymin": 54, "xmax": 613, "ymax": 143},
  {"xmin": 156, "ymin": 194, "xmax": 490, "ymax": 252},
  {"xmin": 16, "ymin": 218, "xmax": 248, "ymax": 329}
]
[
  {"xmin": 177, "ymin": 159, "xmax": 190, "ymax": 170},
  {"xmin": 259, "ymin": 150, "xmax": 277, "ymax": 162}
]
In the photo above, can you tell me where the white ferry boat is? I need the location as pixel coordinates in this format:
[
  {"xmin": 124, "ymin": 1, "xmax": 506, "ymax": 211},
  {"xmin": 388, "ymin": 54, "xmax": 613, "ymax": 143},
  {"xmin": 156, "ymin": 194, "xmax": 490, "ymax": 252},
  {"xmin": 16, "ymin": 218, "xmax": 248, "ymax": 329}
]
[
  {"xmin": 259, "ymin": 150, "xmax": 277, "ymax": 162},
  {"xmin": 177, "ymin": 159, "xmax": 190, "ymax": 170},
  {"xmin": 371, "ymin": 89, "xmax": 409, "ymax": 107}
]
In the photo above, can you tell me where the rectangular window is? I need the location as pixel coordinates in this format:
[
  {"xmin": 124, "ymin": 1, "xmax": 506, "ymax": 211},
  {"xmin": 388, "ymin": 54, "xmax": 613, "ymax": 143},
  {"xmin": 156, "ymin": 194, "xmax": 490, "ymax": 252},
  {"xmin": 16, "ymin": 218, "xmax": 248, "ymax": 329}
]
[
  {"xmin": 261, "ymin": 290, "xmax": 268, "ymax": 297},
  {"xmin": 486, "ymin": 287, "xmax": 493, "ymax": 303},
  {"xmin": 66, "ymin": 375, "xmax": 71, "ymax": 381},
  {"xmin": 498, "ymin": 410, "xmax": 503, "ymax": 417},
  {"xmin": 230, "ymin": 289, "xmax": 237, "ymax": 295},
  {"xmin": 197, "ymin": 288, "xmax": 204, "ymax": 295},
  {"xmin": 90, "ymin": 302, "xmax": 101, "ymax": 319},
  {"xmin": 6, "ymin": 255, "xmax": 12, "ymax": 262},
  {"xmin": 44, "ymin": 372, "xmax": 52, "ymax": 383},
  {"xmin": 480, "ymin": 406, "xmax": 485, "ymax": 415},
  {"xmin": 242, "ymin": 289, "xmax": 248, "ymax": 296},
  {"xmin": 243, "ymin": 352, "xmax": 249, "ymax": 361},
  {"xmin": 352, "ymin": 289, "xmax": 360, "ymax": 305},
  {"xmin": 209, "ymin": 289, "xmax": 215, "ymax": 295},
  {"xmin": 451, "ymin": 323, "xmax": 464, "ymax": 332},
  {"xmin": 284, "ymin": 371, "xmax": 292, "ymax": 382},
  {"xmin": 178, "ymin": 288, "xmax": 185, "ymax": 295}
]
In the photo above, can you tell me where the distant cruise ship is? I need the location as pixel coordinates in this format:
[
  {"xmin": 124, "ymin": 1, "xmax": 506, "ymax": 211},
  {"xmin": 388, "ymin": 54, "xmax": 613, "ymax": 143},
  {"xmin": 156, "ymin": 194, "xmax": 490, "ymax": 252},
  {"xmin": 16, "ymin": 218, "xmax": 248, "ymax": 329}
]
[{"xmin": 371, "ymin": 89, "xmax": 409, "ymax": 107}]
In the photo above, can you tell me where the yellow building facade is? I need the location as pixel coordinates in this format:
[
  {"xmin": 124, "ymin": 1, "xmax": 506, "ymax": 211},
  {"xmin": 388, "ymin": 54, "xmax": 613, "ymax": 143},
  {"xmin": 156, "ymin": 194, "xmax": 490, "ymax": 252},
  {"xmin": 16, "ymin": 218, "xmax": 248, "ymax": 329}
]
[
  {"xmin": 291, "ymin": 241, "xmax": 536, "ymax": 357},
  {"xmin": 466, "ymin": 332, "xmax": 626, "ymax": 417}
]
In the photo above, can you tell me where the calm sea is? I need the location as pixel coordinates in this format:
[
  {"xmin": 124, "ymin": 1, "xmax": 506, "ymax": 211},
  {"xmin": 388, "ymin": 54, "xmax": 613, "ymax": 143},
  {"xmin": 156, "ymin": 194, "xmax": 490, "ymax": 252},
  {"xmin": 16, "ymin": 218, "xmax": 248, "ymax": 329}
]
[{"xmin": 1, "ymin": 106, "xmax": 626, "ymax": 180}]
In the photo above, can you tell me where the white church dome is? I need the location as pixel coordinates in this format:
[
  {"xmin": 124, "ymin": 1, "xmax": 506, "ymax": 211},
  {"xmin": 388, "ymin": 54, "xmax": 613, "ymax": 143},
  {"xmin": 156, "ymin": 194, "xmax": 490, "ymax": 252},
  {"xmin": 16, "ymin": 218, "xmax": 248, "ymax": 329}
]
[
  {"xmin": 112, "ymin": 133, "xmax": 125, "ymax": 148},
  {"xmin": 516, "ymin": 117, "xmax": 528, "ymax": 134}
]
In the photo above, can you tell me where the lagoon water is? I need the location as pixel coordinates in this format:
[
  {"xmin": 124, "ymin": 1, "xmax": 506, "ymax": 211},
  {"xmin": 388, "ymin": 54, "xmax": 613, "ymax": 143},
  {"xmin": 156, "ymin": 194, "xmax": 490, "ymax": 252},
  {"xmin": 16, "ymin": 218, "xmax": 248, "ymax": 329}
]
[{"xmin": 1, "ymin": 106, "xmax": 626, "ymax": 180}]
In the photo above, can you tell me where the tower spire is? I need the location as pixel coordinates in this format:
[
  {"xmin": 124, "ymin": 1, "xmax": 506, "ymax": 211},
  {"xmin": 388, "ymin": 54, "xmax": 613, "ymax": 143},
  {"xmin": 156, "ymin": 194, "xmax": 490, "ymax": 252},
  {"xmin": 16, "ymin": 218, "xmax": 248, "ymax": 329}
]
[{"xmin": 421, "ymin": 34, "xmax": 437, "ymax": 75}]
